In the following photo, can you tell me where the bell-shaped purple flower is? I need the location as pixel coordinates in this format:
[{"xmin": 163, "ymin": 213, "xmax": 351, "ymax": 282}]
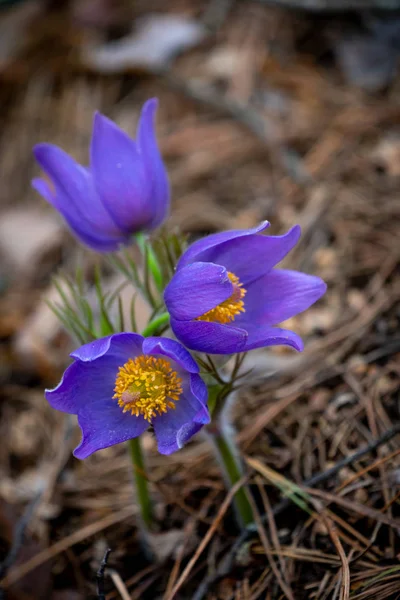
[
  {"xmin": 46, "ymin": 333, "xmax": 209, "ymax": 457},
  {"xmin": 164, "ymin": 222, "xmax": 327, "ymax": 354},
  {"xmin": 32, "ymin": 99, "xmax": 170, "ymax": 252}
]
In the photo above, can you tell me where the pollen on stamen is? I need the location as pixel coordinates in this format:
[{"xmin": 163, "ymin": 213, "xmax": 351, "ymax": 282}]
[
  {"xmin": 113, "ymin": 355, "xmax": 183, "ymax": 422},
  {"xmin": 196, "ymin": 271, "xmax": 246, "ymax": 324},
  {"xmin": 120, "ymin": 391, "xmax": 140, "ymax": 406}
]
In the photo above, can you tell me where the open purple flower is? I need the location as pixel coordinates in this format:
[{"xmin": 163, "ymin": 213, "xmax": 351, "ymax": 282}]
[
  {"xmin": 32, "ymin": 99, "xmax": 169, "ymax": 252},
  {"xmin": 46, "ymin": 333, "xmax": 209, "ymax": 457},
  {"xmin": 164, "ymin": 222, "xmax": 327, "ymax": 354}
]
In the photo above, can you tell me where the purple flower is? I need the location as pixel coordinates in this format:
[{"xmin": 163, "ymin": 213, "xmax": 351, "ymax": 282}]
[
  {"xmin": 164, "ymin": 222, "xmax": 327, "ymax": 354},
  {"xmin": 32, "ymin": 99, "xmax": 169, "ymax": 252},
  {"xmin": 46, "ymin": 333, "xmax": 209, "ymax": 457}
]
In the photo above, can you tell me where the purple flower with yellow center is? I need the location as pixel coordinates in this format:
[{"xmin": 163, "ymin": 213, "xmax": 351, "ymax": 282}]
[
  {"xmin": 46, "ymin": 334, "xmax": 209, "ymax": 457},
  {"xmin": 164, "ymin": 222, "xmax": 327, "ymax": 354},
  {"xmin": 32, "ymin": 99, "xmax": 169, "ymax": 252}
]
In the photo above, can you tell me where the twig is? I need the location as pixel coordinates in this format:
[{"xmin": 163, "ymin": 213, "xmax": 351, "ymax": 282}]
[
  {"xmin": 159, "ymin": 71, "xmax": 309, "ymax": 184},
  {"xmin": 1, "ymin": 506, "xmax": 135, "ymax": 588},
  {"xmin": 109, "ymin": 568, "xmax": 131, "ymax": 600},
  {"xmin": 192, "ymin": 422, "xmax": 400, "ymax": 600},
  {"xmin": 117, "ymin": 68, "xmax": 308, "ymax": 185},
  {"xmin": 314, "ymin": 503, "xmax": 350, "ymax": 600},
  {"xmin": 96, "ymin": 548, "xmax": 111, "ymax": 600},
  {"xmin": 305, "ymin": 488, "xmax": 400, "ymax": 530},
  {"xmin": 246, "ymin": 483, "xmax": 295, "ymax": 600},
  {"xmin": 164, "ymin": 476, "xmax": 248, "ymax": 600},
  {"xmin": 297, "ymin": 423, "xmax": 400, "ymax": 489}
]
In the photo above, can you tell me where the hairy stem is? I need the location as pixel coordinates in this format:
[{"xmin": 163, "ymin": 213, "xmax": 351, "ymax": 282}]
[
  {"xmin": 207, "ymin": 417, "xmax": 253, "ymax": 529},
  {"xmin": 129, "ymin": 437, "xmax": 153, "ymax": 528},
  {"xmin": 136, "ymin": 233, "xmax": 164, "ymax": 293},
  {"xmin": 141, "ymin": 312, "xmax": 170, "ymax": 337}
]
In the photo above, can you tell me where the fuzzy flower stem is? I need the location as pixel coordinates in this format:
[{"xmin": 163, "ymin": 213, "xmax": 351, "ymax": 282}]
[
  {"xmin": 129, "ymin": 437, "xmax": 153, "ymax": 528},
  {"xmin": 141, "ymin": 312, "xmax": 170, "ymax": 337},
  {"xmin": 126, "ymin": 314, "xmax": 171, "ymax": 535},
  {"xmin": 125, "ymin": 322, "xmax": 161, "ymax": 534},
  {"xmin": 207, "ymin": 403, "xmax": 253, "ymax": 529},
  {"xmin": 136, "ymin": 233, "xmax": 164, "ymax": 293}
]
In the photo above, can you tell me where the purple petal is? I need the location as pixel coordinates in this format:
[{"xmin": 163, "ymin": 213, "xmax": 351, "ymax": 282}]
[
  {"xmin": 143, "ymin": 337, "xmax": 199, "ymax": 374},
  {"xmin": 195, "ymin": 225, "xmax": 302, "ymax": 286},
  {"xmin": 137, "ymin": 98, "xmax": 170, "ymax": 228},
  {"xmin": 90, "ymin": 112, "xmax": 151, "ymax": 232},
  {"xmin": 177, "ymin": 221, "xmax": 270, "ymax": 269},
  {"xmin": 32, "ymin": 158, "xmax": 127, "ymax": 252},
  {"xmin": 152, "ymin": 388, "xmax": 210, "ymax": 455},
  {"xmin": 164, "ymin": 262, "xmax": 233, "ymax": 321},
  {"xmin": 33, "ymin": 144, "xmax": 123, "ymax": 236},
  {"xmin": 45, "ymin": 357, "xmax": 117, "ymax": 415},
  {"xmin": 74, "ymin": 400, "xmax": 148, "ymax": 459},
  {"xmin": 32, "ymin": 177, "xmax": 54, "ymax": 204},
  {"xmin": 47, "ymin": 333, "xmax": 145, "ymax": 415},
  {"xmin": 243, "ymin": 325, "xmax": 304, "ymax": 352},
  {"xmin": 236, "ymin": 269, "xmax": 327, "ymax": 328},
  {"xmin": 71, "ymin": 333, "xmax": 143, "ymax": 363},
  {"xmin": 170, "ymin": 318, "xmax": 247, "ymax": 354},
  {"xmin": 189, "ymin": 373, "xmax": 208, "ymax": 406}
]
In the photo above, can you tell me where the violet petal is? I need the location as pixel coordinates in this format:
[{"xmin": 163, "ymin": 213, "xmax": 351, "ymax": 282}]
[
  {"xmin": 177, "ymin": 221, "xmax": 270, "ymax": 269},
  {"xmin": 137, "ymin": 98, "xmax": 170, "ymax": 228},
  {"xmin": 90, "ymin": 112, "xmax": 151, "ymax": 232},
  {"xmin": 170, "ymin": 318, "xmax": 247, "ymax": 354},
  {"xmin": 200, "ymin": 225, "xmax": 301, "ymax": 285},
  {"xmin": 236, "ymin": 269, "xmax": 327, "ymax": 328},
  {"xmin": 152, "ymin": 388, "xmax": 210, "ymax": 455},
  {"xmin": 164, "ymin": 262, "xmax": 234, "ymax": 321},
  {"xmin": 75, "ymin": 400, "xmax": 148, "ymax": 458},
  {"xmin": 143, "ymin": 336, "xmax": 200, "ymax": 373}
]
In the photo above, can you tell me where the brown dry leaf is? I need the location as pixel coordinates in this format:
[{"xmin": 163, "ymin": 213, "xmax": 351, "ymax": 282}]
[
  {"xmin": 371, "ymin": 133, "xmax": 400, "ymax": 176},
  {"xmin": 206, "ymin": 46, "xmax": 242, "ymax": 81},
  {"xmin": 81, "ymin": 14, "xmax": 206, "ymax": 73},
  {"xmin": 0, "ymin": 208, "xmax": 63, "ymax": 284},
  {"xmin": 148, "ymin": 529, "xmax": 188, "ymax": 563},
  {"xmin": 13, "ymin": 281, "xmax": 72, "ymax": 377},
  {"xmin": 0, "ymin": 468, "xmax": 47, "ymax": 504}
]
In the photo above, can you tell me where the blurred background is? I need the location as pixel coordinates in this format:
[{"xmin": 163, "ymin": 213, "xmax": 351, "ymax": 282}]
[{"xmin": 0, "ymin": 0, "xmax": 400, "ymax": 599}]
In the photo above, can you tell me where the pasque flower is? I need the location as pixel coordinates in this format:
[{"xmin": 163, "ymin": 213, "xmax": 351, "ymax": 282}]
[
  {"xmin": 46, "ymin": 334, "xmax": 209, "ymax": 457},
  {"xmin": 164, "ymin": 222, "xmax": 327, "ymax": 354},
  {"xmin": 32, "ymin": 99, "xmax": 169, "ymax": 252}
]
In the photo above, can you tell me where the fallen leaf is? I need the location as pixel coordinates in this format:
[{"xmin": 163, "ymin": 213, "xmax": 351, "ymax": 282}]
[
  {"xmin": 0, "ymin": 208, "xmax": 63, "ymax": 284},
  {"xmin": 148, "ymin": 529, "xmax": 188, "ymax": 562},
  {"xmin": 371, "ymin": 133, "xmax": 400, "ymax": 176},
  {"xmin": 81, "ymin": 13, "xmax": 206, "ymax": 73}
]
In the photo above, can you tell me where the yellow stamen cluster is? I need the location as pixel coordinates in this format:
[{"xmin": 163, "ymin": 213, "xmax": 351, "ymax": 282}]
[
  {"xmin": 196, "ymin": 271, "xmax": 246, "ymax": 324},
  {"xmin": 113, "ymin": 355, "xmax": 182, "ymax": 422}
]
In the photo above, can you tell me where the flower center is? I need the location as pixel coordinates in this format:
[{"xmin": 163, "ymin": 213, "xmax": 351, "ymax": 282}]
[
  {"xmin": 113, "ymin": 355, "xmax": 182, "ymax": 422},
  {"xmin": 196, "ymin": 271, "xmax": 246, "ymax": 324}
]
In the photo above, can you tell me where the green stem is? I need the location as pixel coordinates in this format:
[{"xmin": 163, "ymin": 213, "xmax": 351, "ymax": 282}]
[
  {"xmin": 136, "ymin": 233, "xmax": 164, "ymax": 293},
  {"xmin": 129, "ymin": 437, "xmax": 153, "ymax": 528},
  {"xmin": 208, "ymin": 420, "xmax": 254, "ymax": 529},
  {"xmin": 126, "ymin": 314, "xmax": 170, "ymax": 532},
  {"xmin": 141, "ymin": 312, "xmax": 170, "ymax": 337}
]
